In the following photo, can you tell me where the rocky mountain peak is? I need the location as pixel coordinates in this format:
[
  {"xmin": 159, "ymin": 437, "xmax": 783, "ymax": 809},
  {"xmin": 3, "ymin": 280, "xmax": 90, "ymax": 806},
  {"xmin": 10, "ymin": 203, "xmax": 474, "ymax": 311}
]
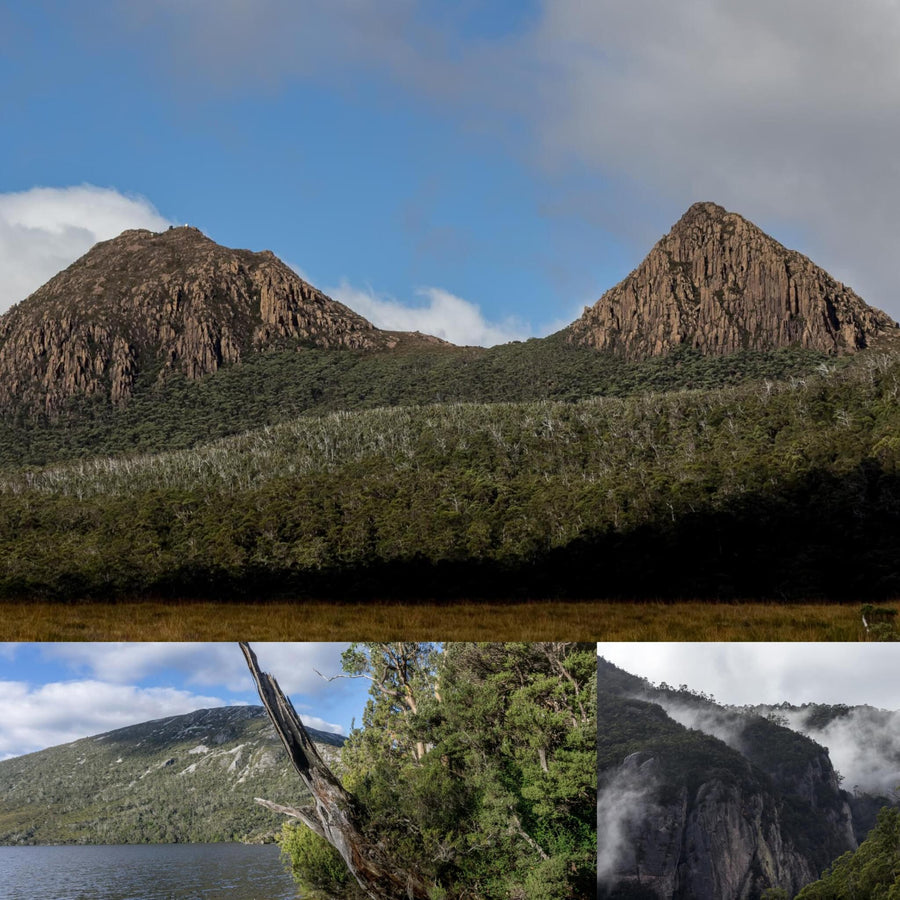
[
  {"xmin": 0, "ymin": 227, "xmax": 434, "ymax": 413},
  {"xmin": 569, "ymin": 202, "xmax": 898, "ymax": 358}
]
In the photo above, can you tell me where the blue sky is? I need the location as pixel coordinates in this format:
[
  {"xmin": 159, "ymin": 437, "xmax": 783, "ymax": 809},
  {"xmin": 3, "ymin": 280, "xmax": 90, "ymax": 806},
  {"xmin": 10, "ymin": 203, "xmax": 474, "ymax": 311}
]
[
  {"xmin": 0, "ymin": 643, "xmax": 372, "ymax": 760},
  {"xmin": 4, "ymin": 1, "xmax": 900, "ymax": 344}
]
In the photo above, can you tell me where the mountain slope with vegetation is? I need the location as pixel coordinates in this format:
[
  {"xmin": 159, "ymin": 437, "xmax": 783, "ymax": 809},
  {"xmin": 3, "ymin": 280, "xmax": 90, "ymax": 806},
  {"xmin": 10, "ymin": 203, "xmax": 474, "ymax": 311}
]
[
  {"xmin": 597, "ymin": 658, "xmax": 899, "ymax": 900},
  {"xmin": 3, "ymin": 348, "xmax": 900, "ymax": 599},
  {"xmin": 0, "ymin": 706, "xmax": 343, "ymax": 845},
  {"xmin": 0, "ymin": 202, "xmax": 891, "ymax": 468},
  {"xmin": 0, "ymin": 337, "xmax": 830, "ymax": 469},
  {"xmin": 2, "ymin": 208, "xmax": 899, "ymax": 600}
]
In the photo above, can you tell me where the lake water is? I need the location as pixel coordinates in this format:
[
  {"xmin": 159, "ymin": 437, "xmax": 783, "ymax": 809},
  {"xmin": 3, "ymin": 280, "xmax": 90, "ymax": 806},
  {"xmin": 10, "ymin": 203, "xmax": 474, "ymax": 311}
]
[{"xmin": 0, "ymin": 843, "xmax": 300, "ymax": 900}]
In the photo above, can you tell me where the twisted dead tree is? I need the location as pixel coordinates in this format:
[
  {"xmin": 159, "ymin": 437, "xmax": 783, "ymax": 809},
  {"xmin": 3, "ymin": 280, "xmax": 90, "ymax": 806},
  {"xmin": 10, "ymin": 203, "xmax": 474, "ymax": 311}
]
[{"xmin": 239, "ymin": 642, "xmax": 429, "ymax": 900}]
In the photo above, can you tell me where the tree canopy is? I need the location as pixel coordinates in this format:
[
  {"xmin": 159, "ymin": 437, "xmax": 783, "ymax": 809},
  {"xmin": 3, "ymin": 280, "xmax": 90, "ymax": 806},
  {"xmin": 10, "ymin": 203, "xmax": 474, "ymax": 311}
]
[
  {"xmin": 279, "ymin": 642, "xmax": 596, "ymax": 900},
  {"xmin": 795, "ymin": 806, "xmax": 900, "ymax": 899}
]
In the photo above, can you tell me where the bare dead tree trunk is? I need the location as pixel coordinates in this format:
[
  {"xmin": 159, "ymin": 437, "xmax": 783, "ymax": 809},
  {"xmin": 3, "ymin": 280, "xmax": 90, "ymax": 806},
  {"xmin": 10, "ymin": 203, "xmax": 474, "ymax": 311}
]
[{"xmin": 240, "ymin": 642, "xmax": 430, "ymax": 900}]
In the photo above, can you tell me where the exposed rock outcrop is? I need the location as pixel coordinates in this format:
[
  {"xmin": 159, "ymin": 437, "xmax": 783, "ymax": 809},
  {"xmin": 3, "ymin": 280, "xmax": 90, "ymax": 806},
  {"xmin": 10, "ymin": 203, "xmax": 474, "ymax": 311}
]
[
  {"xmin": 597, "ymin": 658, "xmax": 870, "ymax": 900},
  {"xmin": 0, "ymin": 226, "xmax": 441, "ymax": 412},
  {"xmin": 602, "ymin": 752, "xmax": 820, "ymax": 900},
  {"xmin": 570, "ymin": 202, "xmax": 897, "ymax": 358}
]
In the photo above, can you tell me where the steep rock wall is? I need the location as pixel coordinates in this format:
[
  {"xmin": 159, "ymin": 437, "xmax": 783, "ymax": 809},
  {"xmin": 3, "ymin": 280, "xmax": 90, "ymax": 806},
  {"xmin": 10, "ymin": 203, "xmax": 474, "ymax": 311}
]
[
  {"xmin": 0, "ymin": 227, "xmax": 417, "ymax": 412},
  {"xmin": 599, "ymin": 751, "xmax": 845, "ymax": 900},
  {"xmin": 570, "ymin": 202, "xmax": 896, "ymax": 358}
]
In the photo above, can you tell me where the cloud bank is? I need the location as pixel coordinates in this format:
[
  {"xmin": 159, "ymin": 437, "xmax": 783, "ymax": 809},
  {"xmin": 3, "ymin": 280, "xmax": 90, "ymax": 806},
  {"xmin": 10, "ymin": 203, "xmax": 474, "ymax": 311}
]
[
  {"xmin": 597, "ymin": 643, "xmax": 900, "ymax": 711},
  {"xmin": 527, "ymin": 1, "xmax": 900, "ymax": 312},
  {"xmin": 0, "ymin": 643, "xmax": 355, "ymax": 759},
  {"xmin": 0, "ymin": 679, "xmax": 227, "ymax": 760},
  {"xmin": 42, "ymin": 642, "xmax": 350, "ymax": 697},
  {"xmin": 776, "ymin": 706, "xmax": 900, "ymax": 798},
  {"xmin": 0, "ymin": 185, "xmax": 171, "ymax": 313},
  {"xmin": 331, "ymin": 281, "xmax": 531, "ymax": 346}
]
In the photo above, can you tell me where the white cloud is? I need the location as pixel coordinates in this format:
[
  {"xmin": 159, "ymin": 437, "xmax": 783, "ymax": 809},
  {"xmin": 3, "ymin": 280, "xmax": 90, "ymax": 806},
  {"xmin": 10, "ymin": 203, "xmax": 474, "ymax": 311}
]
[
  {"xmin": 0, "ymin": 679, "xmax": 227, "ymax": 759},
  {"xmin": 300, "ymin": 715, "xmax": 346, "ymax": 736},
  {"xmin": 598, "ymin": 643, "xmax": 900, "ymax": 711},
  {"xmin": 330, "ymin": 280, "xmax": 530, "ymax": 347},
  {"xmin": 0, "ymin": 184, "xmax": 172, "ymax": 313},
  {"xmin": 42, "ymin": 642, "xmax": 350, "ymax": 696}
]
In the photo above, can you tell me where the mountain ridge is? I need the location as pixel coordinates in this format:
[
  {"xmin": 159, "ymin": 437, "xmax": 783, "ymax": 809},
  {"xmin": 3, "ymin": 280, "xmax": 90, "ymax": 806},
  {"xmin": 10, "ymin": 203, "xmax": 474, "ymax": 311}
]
[
  {"xmin": 0, "ymin": 705, "xmax": 343, "ymax": 845},
  {"xmin": 598, "ymin": 657, "xmax": 900, "ymax": 899},
  {"xmin": 0, "ymin": 203, "xmax": 894, "ymax": 419}
]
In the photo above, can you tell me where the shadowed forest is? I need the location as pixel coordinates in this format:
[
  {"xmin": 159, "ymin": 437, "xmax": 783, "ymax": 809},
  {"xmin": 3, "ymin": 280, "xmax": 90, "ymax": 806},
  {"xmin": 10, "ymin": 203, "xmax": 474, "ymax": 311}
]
[{"xmin": 2, "ymin": 348, "xmax": 900, "ymax": 601}]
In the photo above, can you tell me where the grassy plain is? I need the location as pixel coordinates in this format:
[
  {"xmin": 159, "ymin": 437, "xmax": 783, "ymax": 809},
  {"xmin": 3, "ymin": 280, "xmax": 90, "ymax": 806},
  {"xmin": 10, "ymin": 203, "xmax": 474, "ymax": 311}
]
[{"xmin": 0, "ymin": 598, "xmax": 894, "ymax": 641}]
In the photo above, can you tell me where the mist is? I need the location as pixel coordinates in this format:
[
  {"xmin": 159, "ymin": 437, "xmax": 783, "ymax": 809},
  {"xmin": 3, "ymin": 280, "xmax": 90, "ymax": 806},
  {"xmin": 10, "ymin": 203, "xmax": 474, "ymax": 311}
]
[
  {"xmin": 597, "ymin": 753, "xmax": 659, "ymax": 886},
  {"xmin": 652, "ymin": 693, "xmax": 900, "ymax": 799},
  {"xmin": 760, "ymin": 705, "xmax": 900, "ymax": 798}
]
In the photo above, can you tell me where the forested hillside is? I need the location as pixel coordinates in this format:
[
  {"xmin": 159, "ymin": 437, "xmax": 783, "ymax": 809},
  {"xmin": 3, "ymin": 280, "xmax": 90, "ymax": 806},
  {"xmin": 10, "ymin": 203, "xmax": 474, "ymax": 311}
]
[
  {"xmin": 0, "ymin": 337, "xmax": 827, "ymax": 468},
  {"xmin": 0, "ymin": 706, "xmax": 342, "ymax": 845},
  {"xmin": 3, "ymin": 348, "xmax": 900, "ymax": 599},
  {"xmin": 597, "ymin": 658, "xmax": 900, "ymax": 900}
]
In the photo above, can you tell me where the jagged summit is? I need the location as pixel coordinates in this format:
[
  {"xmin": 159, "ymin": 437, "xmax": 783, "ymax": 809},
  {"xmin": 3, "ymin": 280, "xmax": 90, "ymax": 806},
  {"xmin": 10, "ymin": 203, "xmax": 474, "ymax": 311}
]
[
  {"xmin": 0, "ymin": 226, "xmax": 441, "ymax": 412},
  {"xmin": 569, "ymin": 202, "xmax": 898, "ymax": 358}
]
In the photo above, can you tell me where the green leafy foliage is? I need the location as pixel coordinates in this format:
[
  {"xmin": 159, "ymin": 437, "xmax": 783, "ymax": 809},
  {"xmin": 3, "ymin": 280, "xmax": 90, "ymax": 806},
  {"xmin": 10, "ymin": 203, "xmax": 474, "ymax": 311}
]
[
  {"xmin": 282, "ymin": 643, "xmax": 596, "ymax": 900},
  {"xmin": 795, "ymin": 806, "xmax": 900, "ymax": 899},
  {"xmin": 278, "ymin": 822, "xmax": 360, "ymax": 899}
]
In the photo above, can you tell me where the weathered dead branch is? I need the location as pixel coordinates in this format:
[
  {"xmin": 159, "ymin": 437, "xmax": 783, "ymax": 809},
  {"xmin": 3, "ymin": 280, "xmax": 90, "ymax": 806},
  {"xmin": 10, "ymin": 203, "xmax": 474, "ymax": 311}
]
[{"xmin": 240, "ymin": 642, "xmax": 429, "ymax": 900}]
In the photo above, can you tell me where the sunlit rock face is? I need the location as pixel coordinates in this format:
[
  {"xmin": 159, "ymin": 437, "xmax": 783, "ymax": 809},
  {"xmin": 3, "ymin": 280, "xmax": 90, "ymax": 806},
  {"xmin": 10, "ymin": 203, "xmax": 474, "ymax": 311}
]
[
  {"xmin": 0, "ymin": 226, "xmax": 411, "ymax": 413},
  {"xmin": 570, "ymin": 202, "xmax": 897, "ymax": 359}
]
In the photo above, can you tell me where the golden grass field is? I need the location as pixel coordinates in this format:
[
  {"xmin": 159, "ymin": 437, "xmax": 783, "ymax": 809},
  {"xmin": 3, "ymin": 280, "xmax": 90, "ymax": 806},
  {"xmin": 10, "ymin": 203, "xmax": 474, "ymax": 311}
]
[{"xmin": 0, "ymin": 598, "xmax": 895, "ymax": 641}]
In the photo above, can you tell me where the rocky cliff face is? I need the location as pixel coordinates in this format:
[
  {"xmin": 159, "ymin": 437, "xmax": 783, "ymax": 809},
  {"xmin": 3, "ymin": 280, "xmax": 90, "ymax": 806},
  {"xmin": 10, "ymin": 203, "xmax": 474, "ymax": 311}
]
[
  {"xmin": 602, "ymin": 753, "xmax": 819, "ymax": 900},
  {"xmin": 570, "ymin": 202, "xmax": 897, "ymax": 358},
  {"xmin": 0, "ymin": 226, "xmax": 438, "ymax": 412},
  {"xmin": 597, "ymin": 659, "xmax": 863, "ymax": 900}
]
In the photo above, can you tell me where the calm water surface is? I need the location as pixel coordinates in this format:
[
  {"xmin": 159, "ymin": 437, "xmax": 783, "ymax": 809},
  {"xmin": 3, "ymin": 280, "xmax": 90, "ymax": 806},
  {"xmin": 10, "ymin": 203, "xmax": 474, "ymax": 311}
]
[{"xmin": 0, "ymin": 843, "xmax": 300, "ymax": 900}]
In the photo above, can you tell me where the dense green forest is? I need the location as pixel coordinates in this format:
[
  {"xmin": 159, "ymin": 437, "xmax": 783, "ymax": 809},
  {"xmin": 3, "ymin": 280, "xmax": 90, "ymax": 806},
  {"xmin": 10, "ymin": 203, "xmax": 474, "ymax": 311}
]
[
  {"xmin": 793, "ymin": 806, "xmax": 900, "ymax": 898},
  {"xmin": 0, "ymin": 336, "xmax": 829, "ymax": 467},
  {"xmin": 2, "ymin": 347, "xmax": 900, "ymax": 599},
  {"xmin": 278, "ymin": 642, "xmax": 596, "ymax": 900}
]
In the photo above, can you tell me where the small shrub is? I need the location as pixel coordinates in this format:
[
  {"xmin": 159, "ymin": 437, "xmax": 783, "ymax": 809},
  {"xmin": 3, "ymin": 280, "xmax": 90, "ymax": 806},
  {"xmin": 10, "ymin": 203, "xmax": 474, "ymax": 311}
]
[{"xmin": 279, "ymin": 822, "xmax": 361, "ymax": 898}]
